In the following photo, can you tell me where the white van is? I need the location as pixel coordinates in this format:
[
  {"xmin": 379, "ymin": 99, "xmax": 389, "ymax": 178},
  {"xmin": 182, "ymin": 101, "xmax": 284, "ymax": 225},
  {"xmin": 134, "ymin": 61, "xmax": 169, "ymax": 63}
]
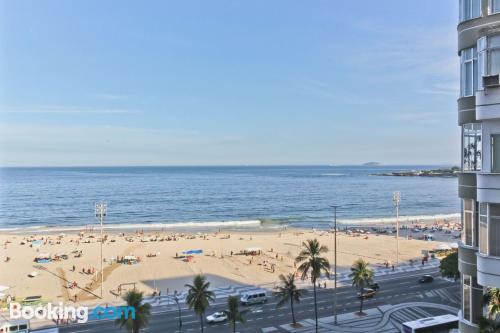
[
  {"xmin": 240, "ymin": 290, "xmax": 267, "ymax": 305},
  {"xmin": 0, "ymin": 320, "xmax": 29, "ymax": 333}
]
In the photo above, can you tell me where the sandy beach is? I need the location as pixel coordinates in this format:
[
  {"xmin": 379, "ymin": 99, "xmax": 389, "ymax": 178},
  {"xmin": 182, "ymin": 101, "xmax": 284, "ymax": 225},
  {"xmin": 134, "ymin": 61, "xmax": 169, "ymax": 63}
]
[{"xmin": 0, "ymin": 218, "xmax": 460, "ymax": 307}]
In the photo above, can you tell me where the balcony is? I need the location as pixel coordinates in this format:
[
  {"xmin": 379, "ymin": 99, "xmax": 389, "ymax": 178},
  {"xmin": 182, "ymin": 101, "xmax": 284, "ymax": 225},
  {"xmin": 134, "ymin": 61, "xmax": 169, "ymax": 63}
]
[
  {"xmin": 477, "ymin": 252, "xmax": 500, "ymax": 287},
  {"xmin": 459, "ymin": 172, "xmax": 478, "ymax": 199},
  {"xmin": 459, "ymin": 96, "xmax": 477, "ymax": 125},
  {"xmin": 458, "ymin": 13, "xmax": 500, "ymax": 52},
  {"xmin": 477, "ymin": 173, "xmax": 500, "ymax": 203},
  {"xmin": 476, "ymin": 87, "xmax": 500, "ymax": 120},
  {"xmin": 459, "ymin": 243, "xmax": 478, "ymax": 276}
]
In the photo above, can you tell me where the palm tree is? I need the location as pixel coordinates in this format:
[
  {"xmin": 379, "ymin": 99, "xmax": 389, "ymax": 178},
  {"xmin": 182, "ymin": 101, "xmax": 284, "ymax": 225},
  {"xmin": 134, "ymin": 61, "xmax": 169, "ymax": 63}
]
[
  {"xmin": 274, "ymin": 273, "xmax": 304, "ymax": 325},
  {"xmin": 479, "ymin": 316, "xmax": 500, "ymax": 333},
  {"xmin": 295, "ymin": 239, "xmax": 330, "ymax": 333},
  {"xmin": 224, "ymin": 295, "xmax": 248, "ymax": 333},
  {"xmin": 485, "ymin": 288, "xmax": 500, "ymax": 319},
  {"xmin": 115, "ymin": 290, "xmax": 151, "ymax": 333},
  {"xmin": 348, "ymin": 258, "xmax": 374, "ymax": 315},
  {"xmin": 185, "ymin": 274, "xmax": 215, "ymax": 333}
]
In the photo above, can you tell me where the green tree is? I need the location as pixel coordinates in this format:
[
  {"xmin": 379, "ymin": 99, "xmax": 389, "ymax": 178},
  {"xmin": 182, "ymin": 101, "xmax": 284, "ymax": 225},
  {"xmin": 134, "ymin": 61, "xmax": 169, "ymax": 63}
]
[
  {"xmin": 485, "ymin": 288, "xmax": 500, "ymax": 320},
  {"xmin": 439, "ymin": 251, "xmax": 459, "ymax": 281},
  {"xmin": 114, "ymin": 290, "xmax": 152, "ymax": 333},
  {"xmin": 348, "ymin": 258, "xmax": 374, "ymax": 314},
  {"xmin": 479, "ymin": 316, "xmax": 500, "ymax": 333},
  {"xmin": 295, "ymin": 239, "xmax": 330, "ymax": 333},
  {"xmin": 185, "ymin": 274, "xmax": 215, "ymax": 333},
  {"xmin": 224, "ymin": 295, "xmax": 248, "ymax": 333},
  {"xmin": 274, "ymin": 273, "xmax": 304, "ymax": 325}
]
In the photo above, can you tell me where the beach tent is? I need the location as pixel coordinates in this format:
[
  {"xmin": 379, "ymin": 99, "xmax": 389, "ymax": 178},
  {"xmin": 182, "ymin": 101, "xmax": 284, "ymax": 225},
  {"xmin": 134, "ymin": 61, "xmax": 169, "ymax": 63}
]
[
  {"xmin": 31, "ymin": 240, "xmax": 42, "ymax": 248},
  {"xmin": 182, "ymin": 249, "xmax": 203, "ymax": 255},
  {"xmin": 245, "ymin": 247, "xmax": 262, "ymax": 252},
  {"xmin": 123, "ymin": 255, "xmax": 139, "ymax": 264},
  {"xmin": 34, "ymin": 253, "xmax": 51, "ymax": 263}
]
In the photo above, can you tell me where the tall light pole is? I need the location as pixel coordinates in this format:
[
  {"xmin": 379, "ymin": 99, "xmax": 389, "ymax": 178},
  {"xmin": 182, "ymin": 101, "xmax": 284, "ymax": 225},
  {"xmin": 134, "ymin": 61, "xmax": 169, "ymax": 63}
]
[
  {"xmin": 331, "ymin": 205, "xmax": 339, "ymax": 325},
  {"xmin": 95, "ymin": 202, "xmax": 107, "ymax": 299},
  {"xmin": 392, "ymin": 192, "xmax": 400, "ymax": 266},
  {"xmin": 174, "ymin": 293, "xmax": 182, "ymax": 329}
]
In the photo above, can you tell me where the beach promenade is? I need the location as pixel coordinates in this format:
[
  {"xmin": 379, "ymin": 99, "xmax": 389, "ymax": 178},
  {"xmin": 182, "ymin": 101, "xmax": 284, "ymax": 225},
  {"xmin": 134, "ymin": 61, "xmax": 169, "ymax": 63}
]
[{"xmin": 39, "ymin": 266, "xmax": 459, "ymax": 333}]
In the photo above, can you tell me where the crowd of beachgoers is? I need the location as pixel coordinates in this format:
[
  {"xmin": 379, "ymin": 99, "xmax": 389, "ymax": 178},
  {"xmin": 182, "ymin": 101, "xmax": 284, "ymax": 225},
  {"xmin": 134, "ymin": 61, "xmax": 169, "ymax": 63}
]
[{"xmin": 0, "ymin": 216, "xmax": 459, "ymax": 307}]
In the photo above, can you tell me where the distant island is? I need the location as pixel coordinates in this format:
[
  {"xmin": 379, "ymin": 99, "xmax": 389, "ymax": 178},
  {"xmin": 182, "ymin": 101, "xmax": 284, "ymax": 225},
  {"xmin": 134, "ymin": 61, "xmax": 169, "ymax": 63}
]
[
  {"xmin": 372, "ymin": 166, "xmax": 459, "ymax": 178},
  {"xmin": 363, "ymin": 162, "xmax": 381, "ymax": 166}
]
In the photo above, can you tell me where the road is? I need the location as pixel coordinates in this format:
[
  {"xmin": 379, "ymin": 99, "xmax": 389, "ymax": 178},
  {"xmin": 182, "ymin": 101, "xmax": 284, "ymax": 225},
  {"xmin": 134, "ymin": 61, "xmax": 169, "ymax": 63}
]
[{"xmin": 57, "ymin": 268, "xmax": 459, "ymax": 333}]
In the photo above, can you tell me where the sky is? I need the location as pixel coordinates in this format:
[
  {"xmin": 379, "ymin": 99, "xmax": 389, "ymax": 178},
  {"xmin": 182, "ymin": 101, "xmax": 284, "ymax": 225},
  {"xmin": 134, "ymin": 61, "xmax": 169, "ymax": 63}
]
[{"xmin": 0, "ymin": 0, "xmax": 459, "ymax": 167}]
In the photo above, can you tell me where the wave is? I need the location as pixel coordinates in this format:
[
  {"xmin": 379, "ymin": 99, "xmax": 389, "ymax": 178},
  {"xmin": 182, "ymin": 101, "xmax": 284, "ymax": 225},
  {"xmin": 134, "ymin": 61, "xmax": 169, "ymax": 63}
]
[
  {"xmin": 0, "ymin": 220, "xmax": 263, "ymax": 233},
  {"xmin": 337, "ymin": 213, "xmax": 460, "ymax": 225},
  {"xmin": 0, "ymin": 213, "xmax": 460, "ymax": 233},
  {"xmin": 321, "ymin": 173, "xmax": 346, "ymax": 176}
]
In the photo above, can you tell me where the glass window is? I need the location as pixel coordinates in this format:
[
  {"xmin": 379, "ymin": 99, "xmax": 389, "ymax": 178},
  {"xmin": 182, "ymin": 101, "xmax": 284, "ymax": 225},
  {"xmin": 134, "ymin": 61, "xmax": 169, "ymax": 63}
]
[
  {"xmin": 489, "ymin": 204, "xmax": 500, "ymax": 256},
  {"xmin": 461, "ymin": 47, "xmax": 478, "ymax": 97},
  {"xmin": 492, "ymin": 135, "xmax": 500, "ymax": 173},
  {"xmin": 460, "ymin": 0, "xmax": 481, "ymax": 21},
  {"xmin": 480, "ymin": 203, "xmax": 488, "ymax": 254},
  {"xmin": 492, "ymin": 0, "xmax": 500, "ymax": 13},
  {"xmin": 478, "ymin": 35, "xmax": 500, "ymax": 90},
  {"xmin": 463, "ymin": 199, "xmax": 475, "ymax": 246},
  {"xmin": 463, "ymin": 123, "xmax": 482, "ymax": 171},
  {"xmin": 463, "ymin": 274, "xmax": 472, "ymax": 322}
]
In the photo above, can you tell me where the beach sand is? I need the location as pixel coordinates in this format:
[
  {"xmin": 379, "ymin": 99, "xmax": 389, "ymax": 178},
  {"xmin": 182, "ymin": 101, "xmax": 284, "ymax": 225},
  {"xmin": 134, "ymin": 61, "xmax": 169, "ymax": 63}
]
[{"xmin": 0, "ymin": 220, "xmax": 460, "ymax": 307}]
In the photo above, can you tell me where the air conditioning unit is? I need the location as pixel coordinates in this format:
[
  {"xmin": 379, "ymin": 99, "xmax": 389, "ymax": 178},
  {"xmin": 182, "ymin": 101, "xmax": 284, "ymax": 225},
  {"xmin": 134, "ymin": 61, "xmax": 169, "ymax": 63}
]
[{"xmin": 483, "ymin": 74, "xmax": 500, "ymax": 87}]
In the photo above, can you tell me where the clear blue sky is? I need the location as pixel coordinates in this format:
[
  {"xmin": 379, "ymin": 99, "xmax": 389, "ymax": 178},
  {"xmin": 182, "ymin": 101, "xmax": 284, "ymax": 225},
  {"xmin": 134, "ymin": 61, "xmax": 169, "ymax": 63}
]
[{"xmin": 0, "ymin": 0, "xmax": 458, "ymax": 166}]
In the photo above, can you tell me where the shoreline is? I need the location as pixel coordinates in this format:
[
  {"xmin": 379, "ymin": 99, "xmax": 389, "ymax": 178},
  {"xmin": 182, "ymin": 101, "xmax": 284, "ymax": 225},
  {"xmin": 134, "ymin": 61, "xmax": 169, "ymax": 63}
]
[
  {"xmin": 0, "ymin": 214, "xmax": 460, "ymax": 307},
  {"xmin": 0, "ymin": 213, "xmax": 460, "ymax": 235}
]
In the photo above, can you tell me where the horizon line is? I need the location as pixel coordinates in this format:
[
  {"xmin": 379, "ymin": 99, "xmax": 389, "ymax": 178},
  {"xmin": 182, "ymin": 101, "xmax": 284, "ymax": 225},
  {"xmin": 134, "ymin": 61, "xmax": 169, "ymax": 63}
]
[{"xmin": 0, "ymin": 163, "xmax": 459, "ymax": 169}]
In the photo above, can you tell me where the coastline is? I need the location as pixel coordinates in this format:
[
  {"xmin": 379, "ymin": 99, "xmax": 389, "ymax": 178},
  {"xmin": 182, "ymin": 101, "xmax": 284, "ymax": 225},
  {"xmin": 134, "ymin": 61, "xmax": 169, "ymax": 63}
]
[
  {"xmin": 0, "ymin": 213, "xmax": 460, "ymax": 307},
  {"xmin": 0, "ymin": 213, "xmax": 460, "ymax": 235}
]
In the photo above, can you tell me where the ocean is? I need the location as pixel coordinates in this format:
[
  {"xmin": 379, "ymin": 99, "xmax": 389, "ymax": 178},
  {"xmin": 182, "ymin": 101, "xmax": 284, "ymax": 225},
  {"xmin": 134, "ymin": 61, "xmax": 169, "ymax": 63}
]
[{"xmin": 0, "ymin": 165, "xmax": 459, "ymax": 231}]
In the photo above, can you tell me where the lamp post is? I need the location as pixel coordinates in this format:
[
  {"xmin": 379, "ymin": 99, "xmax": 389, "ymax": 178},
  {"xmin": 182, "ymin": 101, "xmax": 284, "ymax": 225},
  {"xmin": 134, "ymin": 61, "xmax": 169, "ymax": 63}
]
[
  {"xmin": 174, "ymin": 293, "xmax": 182, "ymax": 329},
  {"xmin": 95, "ymin": 202, "xmax": 107, "ymax": 299},
  {"xmin": 331, "ymin": 205, "xmax": 339, "ymax": 325},
  {"xmin": 392, "ymin": 192, "xmax": 401, "ymax": 266}
]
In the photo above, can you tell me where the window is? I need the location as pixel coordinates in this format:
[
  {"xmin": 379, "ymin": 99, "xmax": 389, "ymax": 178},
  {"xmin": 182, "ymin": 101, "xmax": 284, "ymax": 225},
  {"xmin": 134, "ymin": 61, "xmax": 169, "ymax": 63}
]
[
  {"xmin": 460, "ymin": 0, "xmax": 481, "ymax": 21},
  {"xmin": 492, "ymin": 135, "xmax": 500, "ymax": 173},
  {"xmin": 463, "ymin": 274, "xmax": 472, "ymax": 322},
  {"xmin": 489, "ymin": 204, "xmax": 500, "ymax": 256},
  {"xmin": 478, "ymin": 203, "xmax": 500, "ymax": 257},
  {"xmin": 463, "ymin": 199, "xmax": 475, "ymax": 246},
  {"xmin": 480, "ymin": 203, "xmax": 488, "ymax": 254},
  {"xmin": 461, "ymin": 47, "xmax": 478, "ymax": 97},
  {"xmin": 478, "ymin": 35, "xmax": 500, "ymax": 90},
  {"xmin": 463, "ymin": 123, "xmax": 482, "ymax": 171},
  {"xmin": 491, "ymin": 0, "xmax": 500, "ymax": 13}
]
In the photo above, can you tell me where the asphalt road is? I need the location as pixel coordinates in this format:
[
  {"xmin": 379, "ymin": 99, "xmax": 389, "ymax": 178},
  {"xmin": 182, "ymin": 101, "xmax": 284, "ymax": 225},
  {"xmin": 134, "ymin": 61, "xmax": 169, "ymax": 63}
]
[{"xmin": 57, "ymin": 268, "xmax": 459, "ymax": 333}]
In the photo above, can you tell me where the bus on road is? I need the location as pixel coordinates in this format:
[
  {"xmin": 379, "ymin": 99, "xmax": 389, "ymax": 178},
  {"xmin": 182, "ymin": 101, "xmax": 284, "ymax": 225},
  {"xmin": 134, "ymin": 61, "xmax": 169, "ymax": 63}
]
[{"xmin": 401, "ymin": 314, "xmax": 458, "ymax": 333}]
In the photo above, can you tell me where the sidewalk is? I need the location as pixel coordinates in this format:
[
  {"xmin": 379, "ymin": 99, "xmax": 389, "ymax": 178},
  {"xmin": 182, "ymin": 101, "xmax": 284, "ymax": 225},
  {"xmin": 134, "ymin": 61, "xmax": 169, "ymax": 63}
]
[
  {"xmin": 260, "ymin": 301, "xmax": 458, "ymax": 333},
  {"xmin": 143, "ymin": 259, "xmax": 440, "ymax": 307}
]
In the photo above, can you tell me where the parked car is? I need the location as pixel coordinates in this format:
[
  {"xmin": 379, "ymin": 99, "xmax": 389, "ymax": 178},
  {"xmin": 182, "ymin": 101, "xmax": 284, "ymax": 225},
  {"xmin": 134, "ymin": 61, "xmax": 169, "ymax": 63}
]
[
  {"xmin": 206, "ymin": 312, "xmax": 228, "ymax": 323},
  {"xmin": 368, "ymin": 282, "xmax": 379, "ymax": 291},
  {"xmin": 419, "ymin": 275, "xmax": 434, "ymax": 283},
  {"xmin": 357, "ymin": 288, "xmax": 376, "ymax": 299}
]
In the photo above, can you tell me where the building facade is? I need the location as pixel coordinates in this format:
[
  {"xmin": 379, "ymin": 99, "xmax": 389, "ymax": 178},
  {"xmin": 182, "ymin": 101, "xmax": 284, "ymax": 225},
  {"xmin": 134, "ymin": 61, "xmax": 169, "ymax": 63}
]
[{"xmin": 458, "ymin": 1, "xmax": 500, "ymax": 332}]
